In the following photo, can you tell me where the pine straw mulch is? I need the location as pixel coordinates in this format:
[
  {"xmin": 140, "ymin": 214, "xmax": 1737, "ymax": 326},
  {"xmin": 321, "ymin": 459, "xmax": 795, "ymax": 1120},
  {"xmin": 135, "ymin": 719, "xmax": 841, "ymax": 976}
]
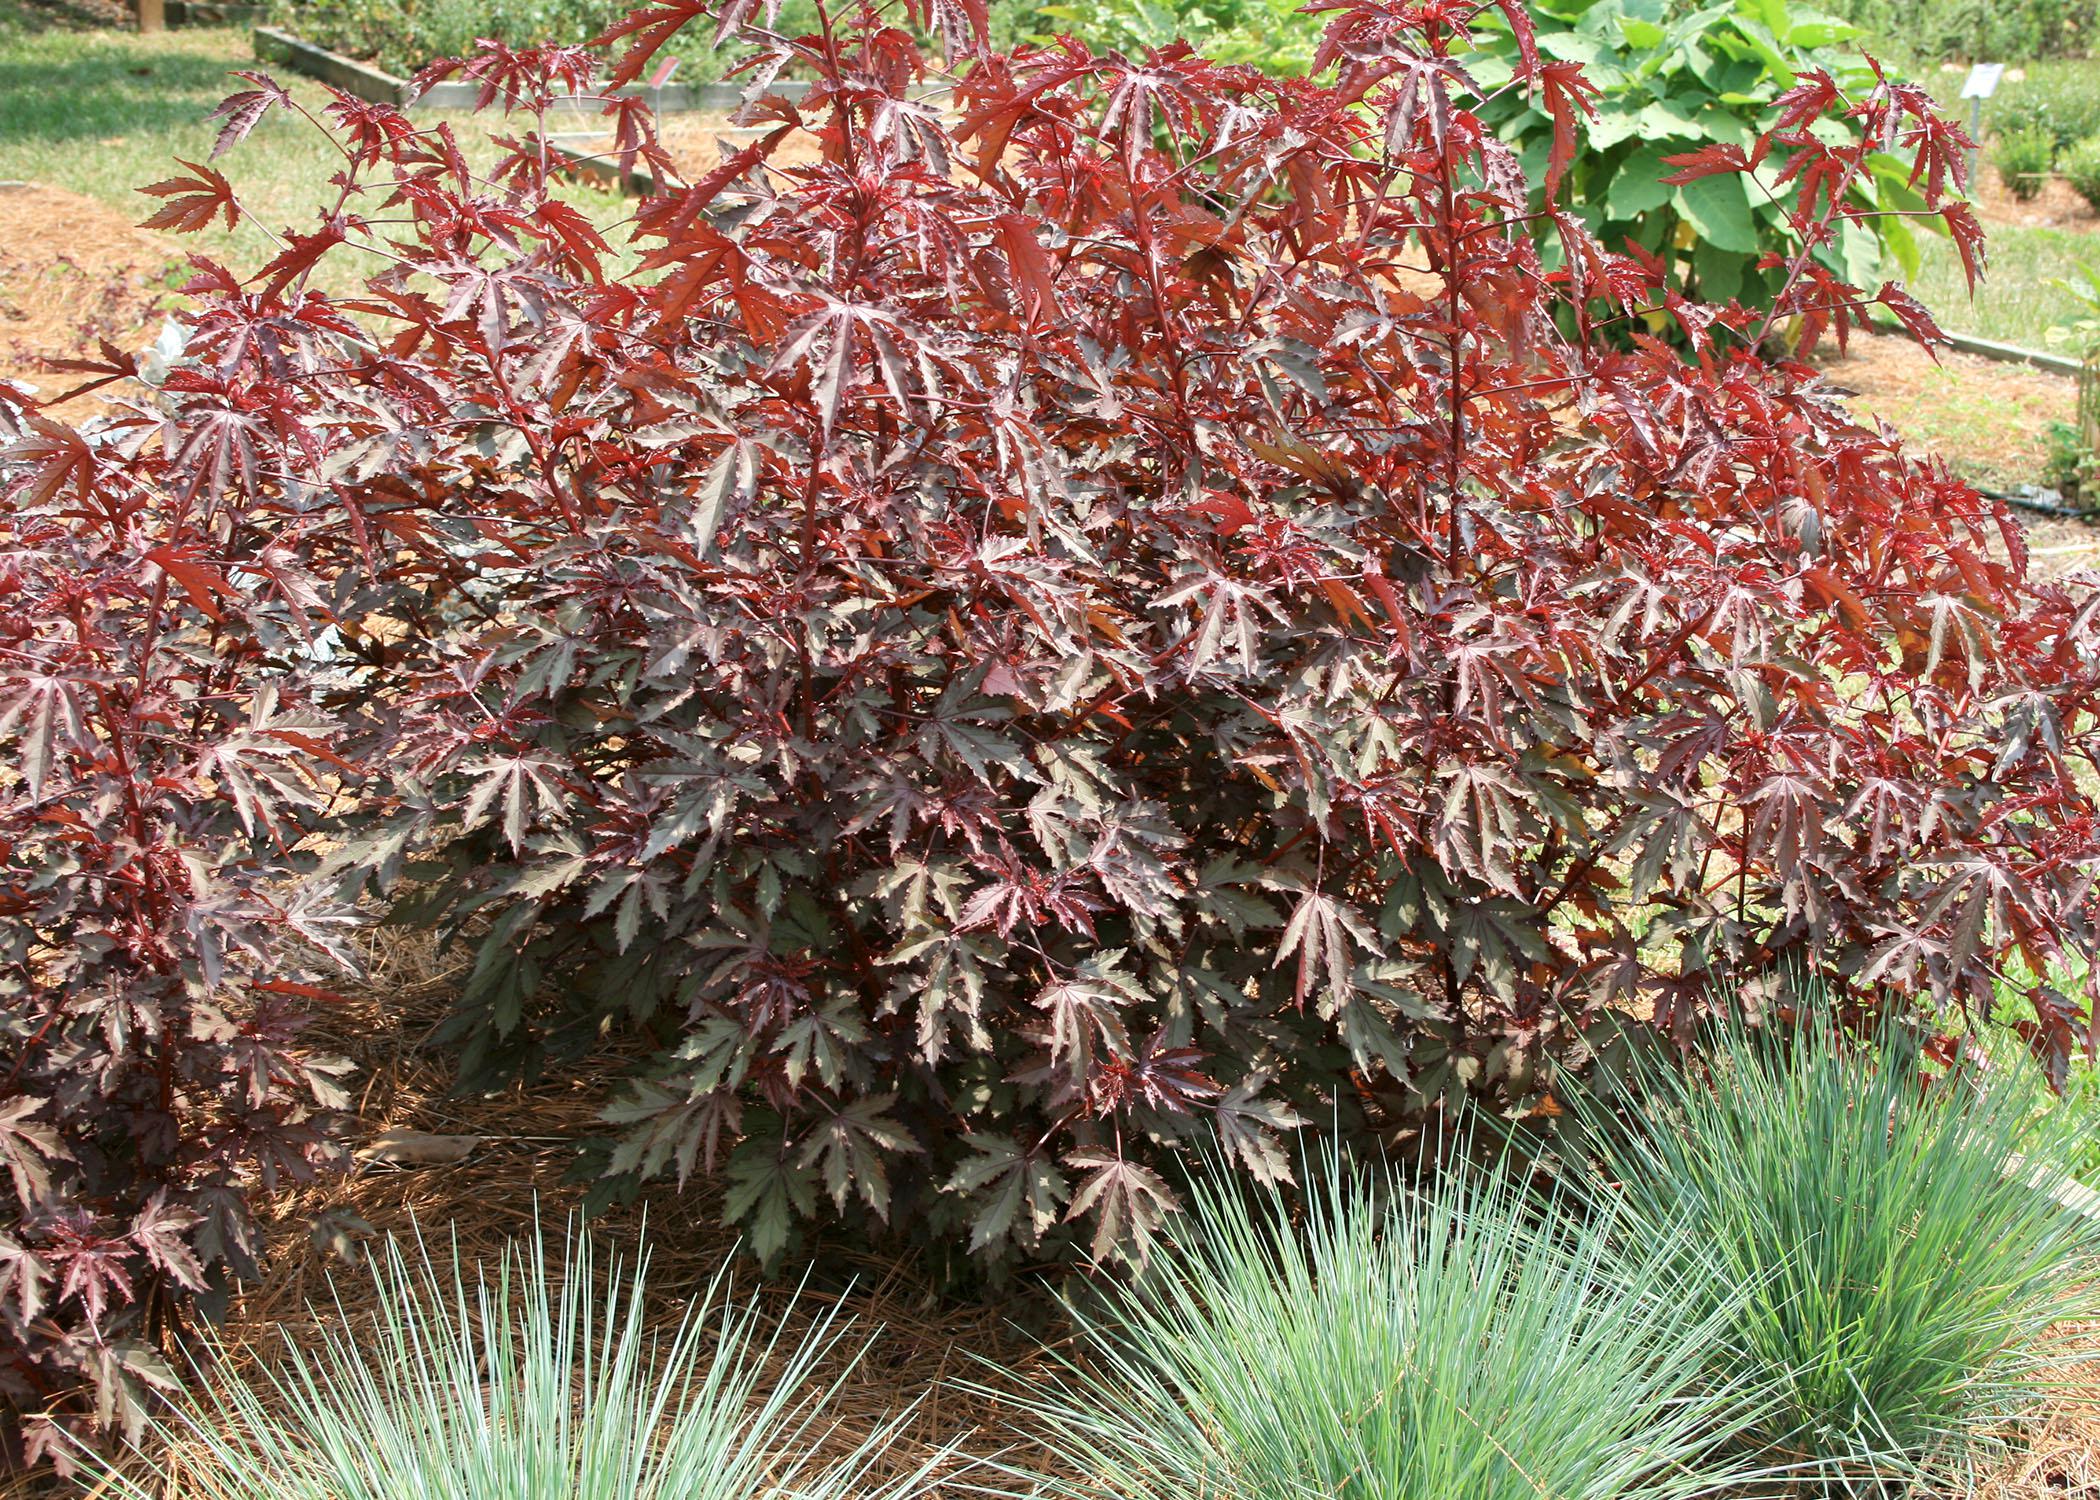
[
  {"xmin": 69, "ymin": 925, "xmax": 1075, "ymax": 1500},
  {"xmin": 0, "ymin": 184, "xmax": 173, "ymax": 405},
  {"xmin": 1982, "ymin": 1322, "xmax": 2100, "ymax": 1499},
  {"xmin": 1813, "ymin": 329, "xmax": 2078, "ymax": 495},
  {"xmin": 6, "ymin": 920, "xmax": 2092, "ymax": 1500}
]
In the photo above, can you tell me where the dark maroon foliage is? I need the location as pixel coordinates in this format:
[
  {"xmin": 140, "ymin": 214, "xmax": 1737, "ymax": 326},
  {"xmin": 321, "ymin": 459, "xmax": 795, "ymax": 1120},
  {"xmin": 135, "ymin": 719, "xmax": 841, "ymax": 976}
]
[
  {"xmin": 4, "ymin": 0, "xmax": 2099, "ymax": 1455},
  {"xmin": 0, "ymin": 372, "xmax": 355, "ymax": 1463}
]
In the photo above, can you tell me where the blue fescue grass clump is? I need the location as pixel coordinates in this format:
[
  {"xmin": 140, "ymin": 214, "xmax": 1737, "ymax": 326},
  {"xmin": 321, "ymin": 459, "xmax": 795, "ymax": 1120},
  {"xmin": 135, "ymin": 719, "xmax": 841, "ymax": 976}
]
[
  {"xmin": 1012, "ymin": 1144, "xmax": 1766, "ymax": 1500},
  {"xmin": 77, "ymin": 1221, "xmax": 946, "ymax": 1500},
  {"xmin": 1584, "ymin": 999, "xmax": 2100, "ymax": 1492}
]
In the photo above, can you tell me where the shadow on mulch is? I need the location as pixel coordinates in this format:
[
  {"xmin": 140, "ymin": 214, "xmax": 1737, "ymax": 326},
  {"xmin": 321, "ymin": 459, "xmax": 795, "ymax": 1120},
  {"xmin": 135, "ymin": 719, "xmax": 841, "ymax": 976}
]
[
  {"xmin": 13, "ymin": 0, "xmax": 135, "ymax": 31},
  {"xmin": 5, "ymin": 923, "xmax": 2095, "ymax": 1500},
  {"xmin": 89, "ymin": 924, "xmax": 1076, "ymax": 1500}
]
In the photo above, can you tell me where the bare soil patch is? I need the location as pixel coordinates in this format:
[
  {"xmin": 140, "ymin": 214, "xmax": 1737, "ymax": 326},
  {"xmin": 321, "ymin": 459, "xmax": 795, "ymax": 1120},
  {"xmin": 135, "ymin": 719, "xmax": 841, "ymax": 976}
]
[{"xmin": 1978, "ymin": 164, "xmax": 2100, "ymax": 232}]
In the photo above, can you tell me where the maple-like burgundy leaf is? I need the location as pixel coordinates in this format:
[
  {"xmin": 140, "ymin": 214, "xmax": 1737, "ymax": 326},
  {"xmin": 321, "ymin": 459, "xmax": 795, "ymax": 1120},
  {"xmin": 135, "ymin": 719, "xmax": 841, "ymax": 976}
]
[
  {"xmin": 1492, "ymin": 0, "xmax": 1539, "ymax": 82},
  {"xmin": 138, "ymin": 160, "xmax": 239, "ymax": 233},
  {"xmin": 42, "ymin": 336, "xmax": 140, "ymax": 404},
  {"xmin": 593, "ymin": 0, "xmax": 717, "ymax": 89},
  {"xmin": 1877, "ymin": 282, "xmax": 1945, "ymax": 350},
  {"xmin": 2, "ymin": 0, "xmax": 2096, "ymax": 1427},
  {"xmin": 253, "ymin": 219, "xmax": 349, "ymax": 301},
  {"xmin": 1538, "ymin": 59, "xmax": 1600, "ymax": 195},
  {"xmin": 1064, "ymin": 1148, "xmax": 1179, "ymax": 1265},
  {"xmin": 532, "ymin": 197, "xmax": 611, "ymax": 280},
  {"xmin": 908, "ymin": 0, "xmax": 989, "ymax": 60},
  {"xmin": 1660, "ymin": 141, "xmax": 1753, "ymax": 186},
  {"xmin": 0, "ymin": 1099, "xmax": 64, "ymax": 1210},
  {"xmin": 208, "ymin": 71, "xmax": 293, "ymax": 159},
  {"xmin": 0, "ymin": 414, "xmax": 98, "ymax": 511},
  {"xmin": 130, "ymin": 1192, "xmax": 208, "ymax": 1293},
  {"xmin": 143, "ymin": 544, "xmax": 237, "ymax": 621},
  {"xmin": 1771, "ymin": 67, "xmax": 1844, "ymax": 137},
  {"xmin": 1941, "ymin": 201, "xmax": 1988, "ymax": 292},
  {"xmin": 50, "ymin": 1227, "xmax": 137, "ymax": 1326},
  {"xmin": 1898, "ymin": 110, "xmax": 1975, "ymax": 203}
]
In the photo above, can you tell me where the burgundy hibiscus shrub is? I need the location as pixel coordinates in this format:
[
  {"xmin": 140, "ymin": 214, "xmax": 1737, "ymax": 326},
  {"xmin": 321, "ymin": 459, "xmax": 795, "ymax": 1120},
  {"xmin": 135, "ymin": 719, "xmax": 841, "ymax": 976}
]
[
  {"xmin": 3, "ymin": 0, "xmax": 2098, "ymax": 1420},
  {"xmin": 331, "ymin": 5, "xmax": 2094, "ymax": 1265},
  {"xmin": 0, "ymin": 354, "xmax": 358, "ymax": 1462}
]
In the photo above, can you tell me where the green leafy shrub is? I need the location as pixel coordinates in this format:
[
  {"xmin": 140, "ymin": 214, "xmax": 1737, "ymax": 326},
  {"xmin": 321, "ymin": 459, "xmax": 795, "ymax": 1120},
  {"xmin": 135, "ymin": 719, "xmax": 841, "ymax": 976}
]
[
  {"xmin": 1811, "ymin": 0, "xmax": 2097, "ymax": 62},
  {"xmin": 1014, "ymin": 1147, "xmax": 1761, "ymax": 1500},
  {"xmin": 76, "ymin": 1222, "xmax": 942, "ymax": 1500},
  {"xmin": 1029, "ymin": 0, "xmax": 1320, "ymax": 71},
  {"xmin": 1583, "ymin": 1002, "xmax": 2100, "ymax": 1487},
  {"xmin": 2046, "ymin": 416, "xmax": 2096, "ymax": 492},
  {"xmin": 1044, "ymin": 0, "xmax": 1978, "ymax": 330},
  {"xmin": 1467, "ymin": 0, "xmax": 1938, "ymax": 313},
  {"xmin": 2062, "ymin": 133, "xmax": 2100, "ymax": 207},
  {"xmin": 1996, "ymin": 122, "xmax": 2057, "ymax": 198},
  {"xmin": 1983, "ymin": 63, "xmax": 2100, "ymax": 160}
]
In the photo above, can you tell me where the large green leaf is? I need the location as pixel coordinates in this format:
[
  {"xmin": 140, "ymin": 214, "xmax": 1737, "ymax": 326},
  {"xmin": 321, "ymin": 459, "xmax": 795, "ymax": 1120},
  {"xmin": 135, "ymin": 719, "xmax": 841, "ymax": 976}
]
[
  {"xmin": 1693, "ymin": 237, "xmax": 1746, "ymax": 303},
  {"xmin": 1636, "ymin": 97, "xmax": 1707, "ymax": 138},
  {"xmin": 1675, "ymin": 172, "xmax": 1759, "ymax": 254},
  {"xmin": 1838, "ymin": 216, "xmax": 1882, "ymax": 289},
  {"xmin": 1694, "ymin": 102, "xmax": 1756, "ymax": 147},
  {"xmin": 1585, "ymin": 104, "xmax": 1645, "ymax": 150},
  {"xmin": 1618, "ymin": 14, "xmax": 1665, "ymax": 46},
  {"xmin": 1728, "ymin": 15, "xmax": 1798, "ymax": 86},
  {"xmin": 1607, "ymin": 145, "xmax": 1675, "ymax": 218},
  {"xmin": 1880, "ymin": 211, "xmax": 1921, "ymax": 284},
  {"xmin": 1539, "ymin": 29, "xmax": 1611, "ymax": 63}
]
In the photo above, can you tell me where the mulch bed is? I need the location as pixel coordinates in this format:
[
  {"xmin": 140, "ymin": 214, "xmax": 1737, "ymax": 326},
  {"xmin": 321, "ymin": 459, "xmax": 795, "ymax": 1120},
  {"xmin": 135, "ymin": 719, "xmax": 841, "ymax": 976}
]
[
  {"xmin": 1809, "ymin": 331, "xmax": 2099, "ymax": 576},
  {"xmin": 0, "ymin": 932, "xmax": 1069, "ymax": 1500},
  {"xmin": 0, "ymin": 183, "xmax": 172, "ymax": 404},
  {"xmin": 7, "ymin": 931, "xmax": 2088, "ymax": 1500},
  {"xmin": 653, "ymin": 112, "xmax": 829, "ymax": 175},
  {"xmin": 22, "ymin": 0, "xmax": 136, "ymax": 29},
  {"xmin": 1975, "ymin": 163, "xmax": 2100, "ymax": 232},
  {"xmin": 1815, "ymin": 329, "xmax": 2074, "ymax": 489}
]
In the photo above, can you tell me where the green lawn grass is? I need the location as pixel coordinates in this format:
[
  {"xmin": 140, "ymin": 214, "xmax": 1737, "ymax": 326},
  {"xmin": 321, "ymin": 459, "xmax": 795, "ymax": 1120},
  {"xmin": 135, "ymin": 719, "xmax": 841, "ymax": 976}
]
[
  {"xmin": 0, "ymin": 0, "xmax": 356, "ymax": 273},
  {"xmin": 1909, "ymin": 219, "xmax": 2099, "ymax": 351},
  {"xmin": 0, "ymin": 0, "xmax": 626, "ymax": 288},
  {"xmin": 1897, "ymin": 57, "xmax": 2100, "ymax": 351}
]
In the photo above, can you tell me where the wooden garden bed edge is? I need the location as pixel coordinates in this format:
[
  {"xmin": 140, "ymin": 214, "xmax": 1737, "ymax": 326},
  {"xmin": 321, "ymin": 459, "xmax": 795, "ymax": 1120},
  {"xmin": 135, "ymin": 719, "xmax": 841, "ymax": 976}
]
[
  {"xmin": 252, "ymin": 28, "xmax": 809, "ymax": 112},
  {"xmin": 1942, "ymin": 329, "xmax": 2086, "ymax": 379},
  {"xmin": 548, "ymin": 141, "xmax": 661, "ymax": 197}
]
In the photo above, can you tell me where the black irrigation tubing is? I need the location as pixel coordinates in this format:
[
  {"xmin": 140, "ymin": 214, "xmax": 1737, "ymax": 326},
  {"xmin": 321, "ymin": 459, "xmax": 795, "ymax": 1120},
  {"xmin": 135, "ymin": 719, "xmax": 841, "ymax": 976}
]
[{"xmin": 1978, "ymin": 487, "xmax": 2100, "ymax": 520}]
